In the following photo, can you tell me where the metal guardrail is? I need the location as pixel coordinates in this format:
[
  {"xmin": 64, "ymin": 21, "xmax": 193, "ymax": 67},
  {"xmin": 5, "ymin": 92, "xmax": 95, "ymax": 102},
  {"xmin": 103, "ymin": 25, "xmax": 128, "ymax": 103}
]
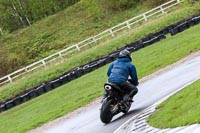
[{"xmin": 0, "ymin": 0, "xmax": 184, "ymax": 85}]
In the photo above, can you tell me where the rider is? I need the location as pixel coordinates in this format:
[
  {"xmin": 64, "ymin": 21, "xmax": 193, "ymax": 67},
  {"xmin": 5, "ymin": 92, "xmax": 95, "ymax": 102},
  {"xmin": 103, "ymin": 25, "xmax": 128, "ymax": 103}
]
[{"xmin": 105, "ymin": 49, "xmax": 139, "ymax": 103}]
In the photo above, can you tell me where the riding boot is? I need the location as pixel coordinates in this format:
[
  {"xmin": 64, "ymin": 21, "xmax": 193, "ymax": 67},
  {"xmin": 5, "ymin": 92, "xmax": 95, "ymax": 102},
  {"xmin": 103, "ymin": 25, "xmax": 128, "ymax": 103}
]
[
  {"xmin": 122, "ymin": 95, "xmax": 132, "ymax": 108},
  {"xmin": 128, "ymin": 87, "xmax": 138, "ymax": 102}
]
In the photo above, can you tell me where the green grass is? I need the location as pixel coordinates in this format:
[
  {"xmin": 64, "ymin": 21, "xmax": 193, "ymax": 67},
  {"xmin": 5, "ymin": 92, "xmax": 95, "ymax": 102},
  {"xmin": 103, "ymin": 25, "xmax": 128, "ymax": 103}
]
[
  {"xmin": 0, "ymin": 0, "xmax": 150, "ymax": 76},
  {"xmin": 147, "ymin": 79, "xmax": 200, "ymax": 128},
  {"xmin": 1, "ymin": 2, "xmax": 200, "ymax": 103},
  {"xmin": 0, "ymin": 22, "xmax": 200, "ymax": 133}
]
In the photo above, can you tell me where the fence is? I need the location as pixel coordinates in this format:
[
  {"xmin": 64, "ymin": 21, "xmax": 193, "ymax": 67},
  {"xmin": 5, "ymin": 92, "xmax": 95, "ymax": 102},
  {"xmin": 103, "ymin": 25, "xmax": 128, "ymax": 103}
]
[
  {"xmin": 0, "ymin": 0, "xmax": 184, "ymax": 85},
  {"xmin": 0, "ymin": 27, "xmax": 3, "ymax": 35}
]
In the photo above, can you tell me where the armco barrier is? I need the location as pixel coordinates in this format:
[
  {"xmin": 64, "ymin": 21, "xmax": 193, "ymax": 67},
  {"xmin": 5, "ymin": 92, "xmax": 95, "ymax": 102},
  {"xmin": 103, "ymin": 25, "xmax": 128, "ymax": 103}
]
[
  {"xmin": 1, "ymin": 14, "xmax": 200, "ymax": 112},
  {"xmin": 0, "ymin": 0, "xmax": 184, "ymax": 86}
]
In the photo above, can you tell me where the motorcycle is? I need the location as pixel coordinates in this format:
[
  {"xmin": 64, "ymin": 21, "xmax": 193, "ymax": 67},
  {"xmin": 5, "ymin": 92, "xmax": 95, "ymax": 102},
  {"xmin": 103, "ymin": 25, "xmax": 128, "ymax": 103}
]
[{"xmin": 100, "ymin": 82, "xmax": 133, "ymax": 124}]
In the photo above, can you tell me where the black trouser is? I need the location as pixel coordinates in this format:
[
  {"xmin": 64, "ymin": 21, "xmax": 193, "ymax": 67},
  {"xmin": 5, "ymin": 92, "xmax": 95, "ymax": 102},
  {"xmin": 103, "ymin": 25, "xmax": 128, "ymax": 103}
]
[
  {"xmin": 103, "ymin": 81, "xmax": 138, "ymax": 99},
  {"xmin": 120, "ymin": 81, "xmax": 138, "ymax": 99}
]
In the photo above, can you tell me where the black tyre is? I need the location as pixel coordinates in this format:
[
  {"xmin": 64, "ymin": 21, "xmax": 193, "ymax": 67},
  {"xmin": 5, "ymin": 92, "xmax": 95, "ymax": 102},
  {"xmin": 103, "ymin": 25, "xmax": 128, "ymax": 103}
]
[{"xmin": 100, "ymin": 99, "xmax": 113, "ymax": 124}]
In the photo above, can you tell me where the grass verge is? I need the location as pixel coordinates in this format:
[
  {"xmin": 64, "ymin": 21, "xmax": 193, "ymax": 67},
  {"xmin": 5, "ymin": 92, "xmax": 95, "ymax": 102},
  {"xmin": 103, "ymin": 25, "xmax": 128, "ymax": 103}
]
[
  {"xmin": 0, "ymin": 2, "xmax": 200, "ymax": 102},
  {"xmin": 147, "ymin": 79, "xmax": 200, "ymax": 128},
  {"xmin": 0, "ymin": 22, "xmax": 200, "ymax": 133},
  {"xmin": 0, "ymin": 0, "xmax": 150, "ymax": 76}
]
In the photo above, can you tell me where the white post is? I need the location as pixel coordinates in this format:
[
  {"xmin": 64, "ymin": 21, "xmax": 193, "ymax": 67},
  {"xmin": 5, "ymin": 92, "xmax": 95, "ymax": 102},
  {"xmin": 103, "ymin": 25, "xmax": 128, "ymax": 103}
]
[
  {"xmin": 58, "ymin": 52, "xmax": 62, "ymax": 57},
  {"xmin": 126, "ymin": 21, "xmax": 131, "ymax": 29},
  {"xmin": 25, "ymin": 67, "xmax": 28, "ymax": 72},
  {"xmin": 58, "ymin": 52, "xmax": 63, "ymax": 59},
  {"xmin": 143, "ymin": 14, "xmax": 147, "ymax": 21},
  {"xmin": 76, "ymin": 44, "xmax": 80, "ymax": 51},
  {"xmin": 0, "ymin": 27, "xmax": 3, "ymax": 35},
  {"xmin": 109, "ymin": 29, "xmax": 115, "ymax": 37},
  {"xmin": 92, "ymin": 37, "xmax": 97, "ymax": 43},
  {"xmin": 160, "ymin": 6, "xmax": 165, "ymax": 14},
  {"xmin": 8, "ymin": 75, "xmax": 13, "ymax": 83},
  {"xmin": 42, "ymin": 60, "xmax": 46, "ymax": 66}
]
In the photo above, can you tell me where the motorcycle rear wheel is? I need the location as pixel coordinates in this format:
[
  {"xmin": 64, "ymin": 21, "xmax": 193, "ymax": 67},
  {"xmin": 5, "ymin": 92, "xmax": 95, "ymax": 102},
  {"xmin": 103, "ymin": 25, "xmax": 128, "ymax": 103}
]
[{"xmin": 100, "ymin": 99, "xmax": 113, "ymax": 124}]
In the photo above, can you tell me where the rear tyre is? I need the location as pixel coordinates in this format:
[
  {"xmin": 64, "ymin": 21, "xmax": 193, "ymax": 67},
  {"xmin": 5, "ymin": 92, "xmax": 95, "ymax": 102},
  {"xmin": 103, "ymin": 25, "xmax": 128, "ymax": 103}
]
[{"xmin": 100, "ymin": 99, "xmax": 113, "ymax": 124}]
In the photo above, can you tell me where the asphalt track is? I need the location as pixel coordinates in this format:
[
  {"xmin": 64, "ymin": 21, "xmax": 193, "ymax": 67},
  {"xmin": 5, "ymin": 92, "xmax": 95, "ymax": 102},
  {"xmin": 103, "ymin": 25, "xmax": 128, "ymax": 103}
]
[{"xmin": 44, "ymin": 54, "xmax": 200, "ymax": 133}]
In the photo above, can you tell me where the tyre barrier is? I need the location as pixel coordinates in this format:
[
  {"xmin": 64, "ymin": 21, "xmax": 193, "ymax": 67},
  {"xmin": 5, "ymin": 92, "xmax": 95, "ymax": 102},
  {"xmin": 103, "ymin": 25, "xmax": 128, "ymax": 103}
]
[
  {"xmin": 109, "ymin": 52, "xmax": 119, "ymax": 61},
  {"xmin": 0, "ymin": 104, "xmax": 6, "ymax": 112},
  {"xmin": 82, "ymin": 65, "xmax": 92, "ymax": 73},
  {"xmin": 126, "ymin": 46, "xmax": 135, "ymax": 53},
  {"xmin": 130, "ymin": 40, "xmax": 144, "ymax": 51},
  {"xmin": 28, "ymin": 89, "xmax": 38, "ymax": 99},
  {"xmin": 5, "ymin": 100, "xmax": 15, "ymax": 110},
  {"xmin": 44, "ymin": 82, "xmax": 53, "ymax": 92},
  {"xmin": 96, "ymin": 59, "xmax": 107, "ymax": 67},
  {"xmin": 51, "ymin": 78, "xmax": 62, "ymax": 88},
  {"xmin": 13, "ymin": 96, "xmax": 22, "ymax": 106},
  {"xmin": 21, "ymin": 93, "xmax": 30, "ymax": 102},
  {"xmin": 155, "ymin": 25, "xmax": 175, "ymax": 36},
  {"xmin": 2, "ymin": 14, "xmax": 199, "ymax": 113},
  {"xmin": 74, "ymin": 67, "xmax": 84, "ymax": 78},
  {"xmin": 170, "ymin": 15, "xmax": 200, "ymax": 36},
  {"xmin": 36, "ymin": 84, "xmax": 45, "ymax": 96}
]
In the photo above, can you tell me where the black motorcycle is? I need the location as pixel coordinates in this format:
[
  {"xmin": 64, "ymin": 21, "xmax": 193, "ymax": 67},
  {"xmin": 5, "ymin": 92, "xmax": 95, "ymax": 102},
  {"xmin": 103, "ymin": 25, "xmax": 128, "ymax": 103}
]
[{"xmin": 100, "ymin": 82, "xmax": 133, "ymax": 124}]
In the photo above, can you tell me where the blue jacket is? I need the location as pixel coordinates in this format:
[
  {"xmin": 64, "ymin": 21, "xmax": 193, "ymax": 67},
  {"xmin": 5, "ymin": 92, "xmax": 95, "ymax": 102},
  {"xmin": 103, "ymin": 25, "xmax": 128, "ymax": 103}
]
[{"xmin": 107, "ymin": 57, "xmax": 138, "ymax": 86}]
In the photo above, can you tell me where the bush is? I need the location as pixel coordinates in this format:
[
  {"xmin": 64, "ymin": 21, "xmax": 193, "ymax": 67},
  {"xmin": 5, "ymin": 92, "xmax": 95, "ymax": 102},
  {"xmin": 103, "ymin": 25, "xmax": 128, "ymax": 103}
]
[
  {"xmin": 100, "ymin": 0, "xmax": 138, "ymax": 11},
  {"xmin": 143, "ymin": 0, "xmax": 170, "ymax": 7}
]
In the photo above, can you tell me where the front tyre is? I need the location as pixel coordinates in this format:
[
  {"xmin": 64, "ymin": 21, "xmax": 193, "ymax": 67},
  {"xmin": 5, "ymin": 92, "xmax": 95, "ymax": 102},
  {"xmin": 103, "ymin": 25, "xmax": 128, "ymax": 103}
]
[{"xmin": 100, "ymin": 99, "xmax": 113, "ymax": 124}]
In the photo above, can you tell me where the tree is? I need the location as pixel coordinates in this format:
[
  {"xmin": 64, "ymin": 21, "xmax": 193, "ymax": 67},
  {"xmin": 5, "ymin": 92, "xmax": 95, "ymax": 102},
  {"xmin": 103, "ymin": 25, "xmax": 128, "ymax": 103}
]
[{"xmin": 0, "ymin": 0, "xmax": 80, "ymax": 33}]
